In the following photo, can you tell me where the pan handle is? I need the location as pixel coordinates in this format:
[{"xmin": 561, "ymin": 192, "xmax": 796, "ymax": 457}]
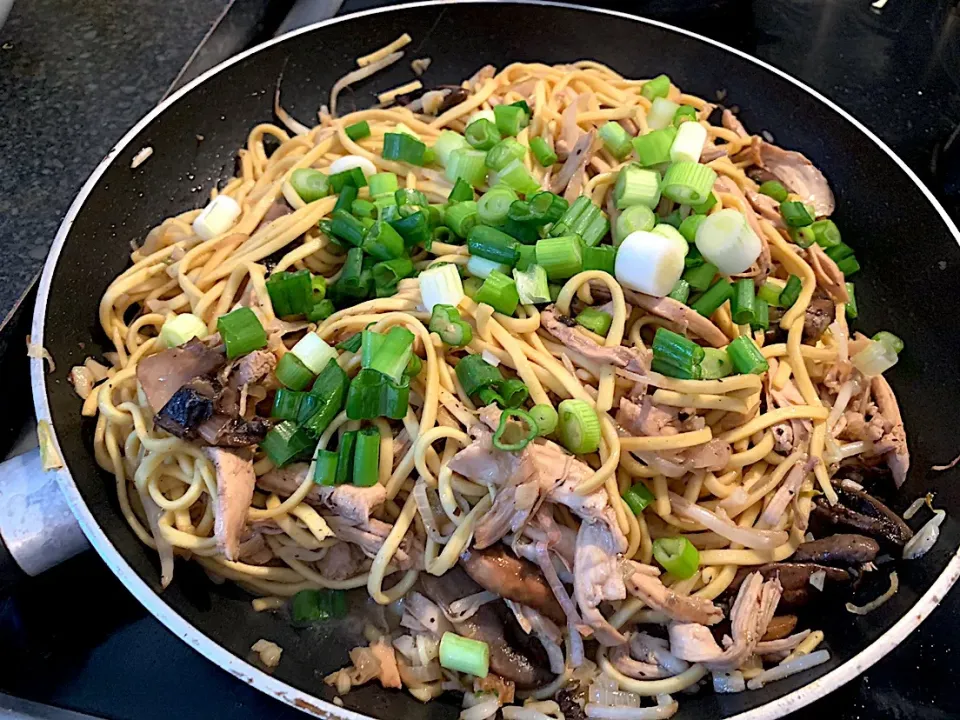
[{"xmin": 0, "ymin": 448, "xmax": 89, "ymax": 590}]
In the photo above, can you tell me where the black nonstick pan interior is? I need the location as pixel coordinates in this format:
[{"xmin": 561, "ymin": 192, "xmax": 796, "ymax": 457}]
[{"xmin": 35, "ymin": 2, "xmax": 960, "ymax": 717}]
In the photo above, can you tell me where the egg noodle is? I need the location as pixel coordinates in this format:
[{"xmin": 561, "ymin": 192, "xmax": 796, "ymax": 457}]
[{"xmin": 76, "ymin": 35, "xmax": 909, "ymax": 719}]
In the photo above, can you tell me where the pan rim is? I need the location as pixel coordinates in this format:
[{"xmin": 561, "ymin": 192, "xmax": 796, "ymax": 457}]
[{"xmin": 29, "ymin": 1, "xmax": 960, "ymax": 718}]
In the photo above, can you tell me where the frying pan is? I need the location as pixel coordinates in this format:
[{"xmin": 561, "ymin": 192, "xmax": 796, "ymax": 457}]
[{"xmin": 11, "ymin": 1, "xmax": 960, "ymax": 717}]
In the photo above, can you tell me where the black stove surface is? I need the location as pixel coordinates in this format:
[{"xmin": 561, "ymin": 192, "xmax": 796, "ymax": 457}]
[{"xmin": 3, "ymin": 1, "xmax": 960, "ymax": 718}]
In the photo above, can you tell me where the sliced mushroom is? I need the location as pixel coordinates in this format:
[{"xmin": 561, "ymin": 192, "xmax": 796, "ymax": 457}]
[
  {"xmin": 461, "ymin": 546, "xmax": 566, "ymax": 625},
  {"xmin": 761, "ymin": 615, "xmax": 798, "ymax": 642},
  {"xmin": 420, "ymin": 568, "xmax": 553, "ymax": 689},
  {"xmin": 729, "ymin": 563, "xmax": 850, "ymax": 609},
  {"xmin": 137, "ymin": 338, "xmax": 226, "ymax": 412},
  {"xmin": 792, "ymin": 534, "xmax": 879, "ymax": 567},
  {"xmin": 197, "ymin": 415, "xmax": 275, "ymax": 447},
  {"xmin": 154, "ymin": 377, "xmax": 218, "ymax": 438},
  {"xmin": 810, "ymin": 486, "xmax": 913, "ymax": 550}
]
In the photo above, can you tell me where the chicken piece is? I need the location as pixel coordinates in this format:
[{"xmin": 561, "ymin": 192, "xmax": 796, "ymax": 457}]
[
  {"xmin": 237, "ymin": 530, "xmax": 273, "ymax": 565},
  {"xmin": 805, "ymin": 245, "xmax": 849, "ymax": 304},
  {"xmin": 870, "ymin": 375, "xmax": 909, "ymax": 487},
  {"xmin": 448, "ymin": 426, "xmax": 528, "ymax": 487},
  {"xmin": 573, "ymin": 522, "xmax": 627, "ymax": 645},
  {"xmin": 745, "ymin": 188, "xmax": 784, "ymax": 226},
  {"xmin": 669, "ymin": 572, "xmax": 781, "ymax": 671},
  {"xmin": 541, "ymin": 305, "xmax": 649, "ymax": 372},
  {"xmin": 550, "ymin": 130, "xmax": 597, "ymax": 201},
  {"xmin": 317, "ymin": 541, "xmax": 365, "ymax": 580},
  {"xmin": 137, "ymin": 338, "xmax": 226, "ymax": 412},
  {"xmin": 217, "ymin": 349, "xmax": 277, "ymax": 416},
  {"xmin": 611, "ymin": 632, "xmax": 690, "ymax": 679},
  {"xmin": 475, "ymin": 479, "xmax": 540, "ymax": 548},
  {"xmin": 622, "ymin": 290, "xmax": 729, "ymax": 348},
  {"xmin": 325, "ymin": 516, "xmax": 419, "ymax": 570},
  {"xmin": 257, "ymin": 463, "xmax": 385, "ymax": 525},
  {"xmin": 625, "ymin": 566, "xmax": 723, "ymax": 626},
  {"xmin": 204, "ymin": 447, "xmax": 256, "ymax": 561},
  {"xmin": 757, "ymin": 141, "xmax": 835, "ymax": 217},
  {"xmin": 721, "ymin": 109, "xmax": 749, "ymax": 138},
  {"xmin": 617, "ymin": 396, "xmax": 679, "ymax": 437},
  {"xmin": 462, "ymin": 546, "xmax": 566, "ymax": 625}
]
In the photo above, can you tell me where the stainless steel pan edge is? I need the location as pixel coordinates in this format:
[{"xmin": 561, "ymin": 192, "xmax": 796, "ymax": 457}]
[{"xmin": 27, "ymin": 2, "xmax": 960, "ymax": 718}]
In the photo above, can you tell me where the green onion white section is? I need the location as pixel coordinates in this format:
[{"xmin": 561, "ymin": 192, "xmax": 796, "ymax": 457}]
[
  {"xmin": 615, "ymin": 230, "xmax": 687, "ymax": 297},
  {"xmin": 694, "ymin": 208, "xmax": 763, "ymax": 275}
]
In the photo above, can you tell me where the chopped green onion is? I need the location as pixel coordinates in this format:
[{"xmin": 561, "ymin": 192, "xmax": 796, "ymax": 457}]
[
  {"xmin": 690, "ymin": 278, "xmax": 733, "ymax": 317},
  {"xmin": 551, "ymin": 196, "xmax": 607, "ymax": 247},
  {"xmin": 330, "ymin": 209, "xmax": 366, "ymax": 247},
  {"xmin": 751, "ymin": 297, "xmax": 769, "ymax": 331},
  {"xmin": 434, "ymin": 130, "xmax": 471, "ymax": 167},
  {"xmin": 395, "ymin": 187, "xmax": 428, "ymax": 209},
  {"xmin": 667, "ymin": 278, "xmax": 690, "ymax": 303},
  {"xmin": 420, "ymin": 263, "xmax": 465, "ymax": 312},
  {"xmin": 495, "ymin": 158, "xmax": 540, "ymax": 196},
  {"xmin": 844, "ymin": 282, "xmax": 858, "ymax": 319},
  {"xmin": 345, "ymin": 120, "xmax": 371, "ymax": 141},
  {"xmin": 334, "ymin": 247, "xmax": 371, "ymax": 299},
  {"xmin": 485, "ymin": 138, "xmax": 526, "ymax": 172},
  {"xmin": 336, "ymin": 332, "xmax": 363, "ymax": 353},
  {"xmin": 824, "ymin": 241, "xmax": 855, "ymax": 262},
  {"xmin": 780, "ymin": 200, "xmax": 815, "ymax": 228},
  {"xmin": 368, "ymin": 172, "xmax": 399, "ymax": 198},
  {"xmin": 852, "ymin": 340, "xmax": 898, "ymax": 377},
  {"xmin": 872, "ymin": 331, "xmax": 903, "ymax": 354},
  {"xmin": 530, "ymin": 136, "xmax": 558, "ymax": 167},
  {"xmin": 159, "ymin": 313, "xmax": 208, "ymax": 348},
  {"xmin": 373, "ymin": 194, "xmax": 398, "ymax": 222},
  {"xmin": 599, "ymin": 121, "xmax": 633, "ymax": 160},
  {"xmin": 548, "ymin": 283, "xmax": 562, "ymax": 302},
  {"xmin": 446, "ymin": 148, "xmax": 488, "ymax": 187},
  {"xmin": 345, "ymin": 368, "xmax": 410, "ymax": 420},
  {"xmin": 372, "ymin": 256, "xmax": 415, "ymax": 289},
  {"xmin": 405, "ymin": 353, "xmax": 423, "ymax": 378},
  {"xmin": 678, "ymin": 214, "xmax": 706, "ymax": 243},
  {"xmin": 690, "ymin": 192, "xmax": 717, "ymax": 214},
  {"xmin": 757, "ymin": 281, "xmax": 782, "ymax": 307},
  {"xmin": 510, "ymin": 191, "xmax": 568, "ymax": 226},
  {"xmin": 582, "ymin": 245, "xmax": 617, "ymax": 274},
  {"xmin": 300, "ymin": 359, "xmax": 348, "ymax": 436},
  {"xmin": 362, "ymin": 220, "xmax": 405, "ymax": 260},
  {"xmin": 509, "ymin": 99, "xmax": 532, "ymax": 114},
  {"xmin": 811, "ymin": 219, "xmax": 841, "ymax": 248},
  {"xmin": 673, "ymin": 105, "xmax": 698, "ymax": 126},
  {"xmin": 368, "ymin": 326, "xmax": 414, "ymax": 383},
  {"xmin": 653, "ymin": 537, "xmax": 699, "ymax": 579},
  {"xmin": 266, "ymin": 269, "xmax": 313, "ymax": 317},
  {"xmin": 261, "ymin": 420, "xmax": 313, "ymax": 467},
  {"xmin": 730, "ymin": 278, "xmax": 756, "ymax": 325},
  {"xmin": 466, "ymin": 255, "xmax": 510, "ymax": 280},
  {"xmin": 429, "ymin": 304, "xmax": 473, "ymax": 347},
  {"xmin": 492, "ymin": 408, "xmax": 538, "ymax": 451},
  {"xmin": 641, "ymin": 74, "xmax": 671, "ymax": 100},
  {"xmin": 290, "ymin": 332, "xmax": 337, "ymax": 374},
  {"xmin": 350, "ymin": 198, "xmax": 376, "ymax": 220},
  {"xmin": 515, "ymin": 244, "xmax": 537, "ymax": 272},
  {"xmin": 623, "ymin": 482, "xmax": 654, "ymax": 515},
  {"xmin": 456, "ymin": 354, "xmax": 503, "ymax": 399},
  {"xmin": 290, "ymin": 168, "xmax": 330, "ymax": 203},
  {"xmin": 836, "ymin": 256, "xmax": 860, "ymax": 276},
  {"xmin": 474, "ymin": 270, "xmax": 520, "ymax": 315},
  {"xmin": 313, "ymin": 450, "xmax": 339, "ymax": 487},
  {"xmin": 684, "ymin": 262, "xmax": 720, "ymax": 293},
  {"xmin": 271, "ymin": 388, "xmax": 304, "ymax": 420},
  {"xmin": 513, "ymin": 264, "xmax": 551, "ymax": 305},
  {"xmin": 651, "ymin": 357, "xmax": 701, "ymax": 380},
  {"xmin": 576, "ymin": 307, "xmax": 612, "ymax": 336},
  {"xmin": 700, "ymin": 347, "xmax": 733, "ymax": 379},
  {"xmin": 536, "ymin": 236, "xmax": 583, "ymax": 280},
  {"xmin": 477, "ymin": 187, "xmax": 518, "ymax": 226},
  {"xmin": 360, "ymin": 330, "xmax": 384, "ymax": 368},
  {"xmin": 468, "ymin": 224, "xmax": 519, "ymax": 266},
  {"xmin": 439, "ymin": 632, "xmax": 489, "ymax": 678},
  {"xmin": 789, "ymin": 226, "xmax": 816, "ymax": 248},
  {"xmin": 659, "ymin": 209, "xmax": 683, "ymax": 229},
  {"xmin": 390, "ymin": 211, "xmax": 430, "ymax": 248},
  {"xmin": 382, "ymin": 132, "xmax": 426, "ymax": 165},
  {"xmin": 557, "ymin": 399, "xmax": 601, "ymax": 454},
  {"xmin": 650, "ymin": 98, "xmax": 681, "ymax": 129},
  {"xmin": 632, "ymin": 127, "xmax": 677, "ymax": 167},
  {"xmin": 614, "ymin": 205, "xmax": 656, "ymax": 245},
  {"xmin": 661, "ymin": 161, "xmax": 717, "ymax": 205},
  {"xmin": 330, "ymin": 167, "xmax": 367, "ymax": 193},
  {"xmin": 727, "ymin": 335, "xmax": 769, "ymax": 375},
  {"xmin": 448, "ymin": 177, "xmax": 475, "ymax": 203},
  {"xmin": 352, "ymin": 427, "xmax": 380, "ymax": 487},
  {"xmin": 498, "ymin": 217, "xmax": 539, "ymax": 244},
  {"xmin": 275, "ymin": 351, "xmax": 315, "ymax": 390},
  {"xmin": 758, "ymin": 180, "xmax": 788, "ymax": 202},
  {"xmin": 217, "ymin": 307, "xmax": 267, "ymax": 359},
  {"xmin": 614, "ymin": 165, "xmax": 661, "ymax": 209},
  {"xmin": 332, "ymin": 185, "xmax": 358, "ymax": 217},
  {"xmin": 335, "ymin": 430, "xmax": 357, "ymax": 486},
  {"xmin": 291, "ymin": 588, "xmax": 347, "ymax": 623},
  {"xmin": 494, "ymin": 104, "xmax": 529, "ymax": 137},
  {"xmin": 779, "ymin": 275, "xmax": 802, "ymax": 309},
  {"xmin": 530, "ymin": 404, "xmax": 558, "ymax": 436},
  {"xmin": 465, "ymin": 118, "xmax": 502, "ymax": 152},
  {"xmin": 653, "ymin": 327, "xmax": 704, "ymax": 375}
]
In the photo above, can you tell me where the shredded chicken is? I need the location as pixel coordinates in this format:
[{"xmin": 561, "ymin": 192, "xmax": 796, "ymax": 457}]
[
  {"xmin": 621, "ymin": 290, "xmax": 729, "ymax": 348},
  {"xmin": 625, "ymin": 566, "xmax": 723, "ymax": 625},
  {"xmin": 541, "ymin": 305, "xmax": 650, "ymax": 371},
  {"xmin": 573, "ymin": 522, "xmax": 627, "ymax": 645},
  {"xmin": 257, "ymin": 463, "xmax": 385, "ymax": 525},
  {"xmin": 204, "ymin": 447, "xmax": 256, "ymax": 561}
]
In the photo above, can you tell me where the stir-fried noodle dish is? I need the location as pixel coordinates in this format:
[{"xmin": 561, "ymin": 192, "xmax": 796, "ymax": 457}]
[{"xmin": 71, "ymin": 33, "xmax": 942, "ymax": 719}]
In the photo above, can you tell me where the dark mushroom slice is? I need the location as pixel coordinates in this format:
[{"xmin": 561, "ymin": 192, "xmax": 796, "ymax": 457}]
[
  {"xmin": 729, "ymin": 563, "xmax": 850, "ymax": 609},
  {"xmin": 834, "ymin": 462, "xmax": 899, "ymax": 503},
  {"xmin": 762, "ymin": 615, "xmax": 798, "ymax": 642},
  {"xmin": 792, "ymin": 534, "xmax": 880, "ymax": 567},
  {"xmin": 461, "ymin": 546, "xmax": 566, "ymax": 625},
  {"xmin": 154, "ymin": 378, "xmax": 218, "ymax": 438},
  {"xmin": 419, "ymin": 568, "xmax": 554, "ymax": 689},
  {"xmin": 810, "ymin": 486, "xmax": 913, "ymax": 551},
  {"xmin": 197, "ymin": 415, "xmax": 275, "ymax": 447},
  {"xmin": 136, "ymin": 338, "xmax": 226, "ymax": 412},
  {"xmin": 802, "ymin": 288, "xmax": 834, "ymax": 342},
  {"xmin": 556, "ymin": 688, "xmax": 587, "ymax": 720}
]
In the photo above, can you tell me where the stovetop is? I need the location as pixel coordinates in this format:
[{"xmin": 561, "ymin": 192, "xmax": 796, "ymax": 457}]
[{"xmin": 2, "ymin": 1, "xmax": 960, "ymax": 718}]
